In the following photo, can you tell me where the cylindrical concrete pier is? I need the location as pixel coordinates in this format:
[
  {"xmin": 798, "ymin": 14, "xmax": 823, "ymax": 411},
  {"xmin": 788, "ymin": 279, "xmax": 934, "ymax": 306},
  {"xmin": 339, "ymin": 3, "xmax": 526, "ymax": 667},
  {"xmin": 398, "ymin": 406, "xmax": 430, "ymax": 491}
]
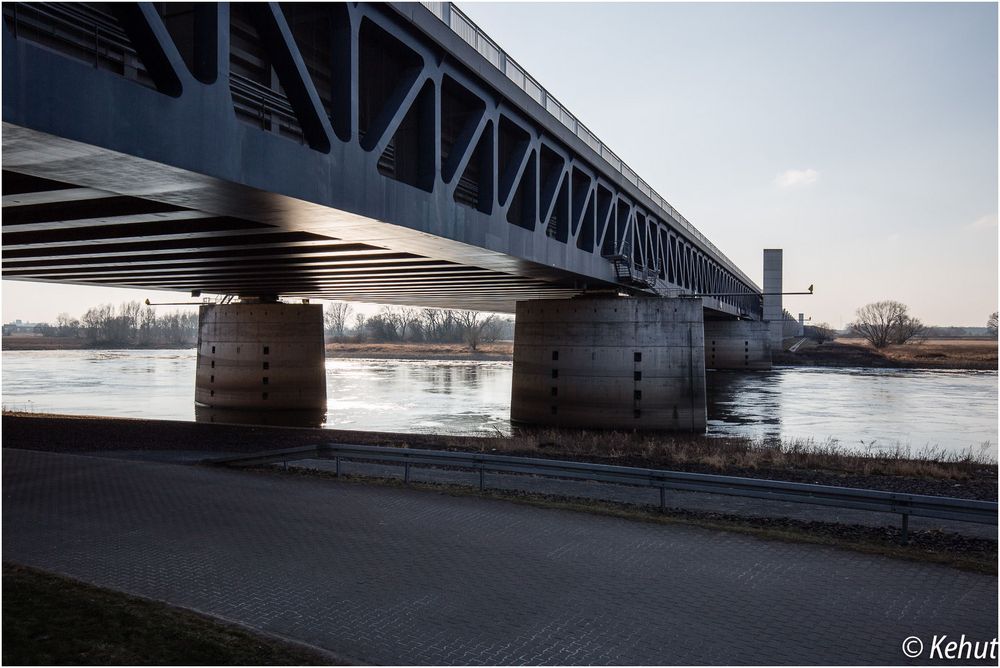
[
  {"xmin": 195, "ymin": 302, "xmax": 326, "ymax": 411},
  {"xmin": 704, "ymin": 320, "xmax": 772, "ymax": 370},
  {"xmin": 511, "ymin": 296, "xmax": 707, "ymax": 431}
]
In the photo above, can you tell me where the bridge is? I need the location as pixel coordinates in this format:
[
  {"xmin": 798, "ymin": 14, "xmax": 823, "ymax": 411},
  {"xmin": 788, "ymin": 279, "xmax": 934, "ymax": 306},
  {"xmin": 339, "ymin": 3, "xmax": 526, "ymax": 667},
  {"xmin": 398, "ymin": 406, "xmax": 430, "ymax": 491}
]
[{"xmin": 2, "ymin": 2, "xmax": 784, "ymax": 430}]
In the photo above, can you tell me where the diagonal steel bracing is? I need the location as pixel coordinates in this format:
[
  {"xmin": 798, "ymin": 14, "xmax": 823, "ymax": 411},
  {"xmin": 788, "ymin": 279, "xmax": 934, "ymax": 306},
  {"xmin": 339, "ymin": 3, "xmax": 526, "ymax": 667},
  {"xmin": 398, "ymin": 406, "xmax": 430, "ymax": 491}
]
[{"xmin": 2, "ymin": 2, "xmax": 761, "ymax": 316}]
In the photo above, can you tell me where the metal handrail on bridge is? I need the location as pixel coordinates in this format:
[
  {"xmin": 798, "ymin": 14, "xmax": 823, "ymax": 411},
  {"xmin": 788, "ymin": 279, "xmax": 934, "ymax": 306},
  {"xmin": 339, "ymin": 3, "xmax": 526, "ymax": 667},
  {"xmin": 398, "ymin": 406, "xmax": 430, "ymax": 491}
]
[
  {"xmin": 4, "ymin": 3, "xmax": 149, "ymax": 81},
  {"xmin": 419, "ymin": 2, "xmax": 759, "ymax": 293},
  {"xmin": 210, "ymin": 443, "xmax": 998, "ymax": 543},
  {"xmin": 230, "ymin": 73, "xmax": 303, "ymax": 140}
]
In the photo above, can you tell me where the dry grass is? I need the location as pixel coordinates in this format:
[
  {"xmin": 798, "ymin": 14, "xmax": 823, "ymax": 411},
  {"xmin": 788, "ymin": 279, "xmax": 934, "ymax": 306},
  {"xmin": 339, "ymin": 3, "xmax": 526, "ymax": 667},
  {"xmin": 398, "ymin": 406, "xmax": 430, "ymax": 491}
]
[
  {"xmin": 4, "ymin": 410, "xmax": 993, "ymax": 483},
  {"xmin": 2, "ymin": 337, "xmax": 105, "ymax": 351},
  {"xmin": 2, "ymin": 563, "xmax": 337, "ymax": 665},
  {"xmin": 424, "ymin": 428, "xmax": 996, "ymax": 481},
  {"xmin": 879, "ymin": 338, "xmax": 998, "ymax": 366},
  {"xmin": 829, "ymin": 337, "xmax": 998, "ymax": 369}
]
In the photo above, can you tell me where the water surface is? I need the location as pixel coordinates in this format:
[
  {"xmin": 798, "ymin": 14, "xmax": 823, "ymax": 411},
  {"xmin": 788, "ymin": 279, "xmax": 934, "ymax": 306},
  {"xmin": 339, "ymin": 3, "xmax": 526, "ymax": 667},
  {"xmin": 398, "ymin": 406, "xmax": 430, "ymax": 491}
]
[{"xmin": 2, "ymin": 349, "xmax": 996, "ymax": 459}]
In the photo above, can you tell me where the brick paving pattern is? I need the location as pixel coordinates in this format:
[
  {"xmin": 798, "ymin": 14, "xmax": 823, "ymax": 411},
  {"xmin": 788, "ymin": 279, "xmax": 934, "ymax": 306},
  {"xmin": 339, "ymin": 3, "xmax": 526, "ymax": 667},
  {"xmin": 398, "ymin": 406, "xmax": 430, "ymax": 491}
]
[
  {"xmin": 292, "ymin": 458, "xmax": 998, "ymax": 539},
  {"xmin": 4, "ymin": 448, "xmax": 996, "ymax": 665},
  {"xmin": 88, "ymin": 448, "xmax": 997, "ymax": 539}
]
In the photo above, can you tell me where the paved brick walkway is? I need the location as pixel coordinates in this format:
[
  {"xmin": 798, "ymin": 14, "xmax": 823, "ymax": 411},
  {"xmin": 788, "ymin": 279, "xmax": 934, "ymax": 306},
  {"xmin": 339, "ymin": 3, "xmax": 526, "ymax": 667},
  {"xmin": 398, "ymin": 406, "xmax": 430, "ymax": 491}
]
[
  {"xmin": 87, "ymin": 448, "xmax": 997, "ymax": 538},
  {"xmin": 3, "ymin": 449, "xmax": 996, "ymax": 665}
]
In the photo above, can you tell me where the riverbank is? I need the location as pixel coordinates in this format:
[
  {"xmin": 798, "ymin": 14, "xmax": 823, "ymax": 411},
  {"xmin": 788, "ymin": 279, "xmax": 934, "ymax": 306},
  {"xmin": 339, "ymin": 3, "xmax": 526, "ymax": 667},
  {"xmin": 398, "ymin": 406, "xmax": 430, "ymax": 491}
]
[
  {"xmin": 2, "ymin": 338, "xmax": 514, "ymax": 360},
  {"xmin": 3, "ymin": 412, "xmax": 995, "ymax": 500},
  {"xmin": 8, "ymin": 337, "xmax": 994, "ymax": 369},
  {"xmin": 1, "ymin": 337, "xmax": 193, "ymax": 351},
  {"xmin": 775, "ymin": 337, "xmax": 998, "ymax": 370},
  {"xmin": 324, "ymin": 341, "xmax": 512, "ymax": 360}
]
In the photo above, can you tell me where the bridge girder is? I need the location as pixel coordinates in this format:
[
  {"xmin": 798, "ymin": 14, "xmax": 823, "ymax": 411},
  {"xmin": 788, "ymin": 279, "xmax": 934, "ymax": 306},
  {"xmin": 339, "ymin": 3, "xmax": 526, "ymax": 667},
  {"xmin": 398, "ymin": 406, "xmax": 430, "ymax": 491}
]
[{"xmin": 2, "ymin": 2, "xmax": 761, "ymax": 316}]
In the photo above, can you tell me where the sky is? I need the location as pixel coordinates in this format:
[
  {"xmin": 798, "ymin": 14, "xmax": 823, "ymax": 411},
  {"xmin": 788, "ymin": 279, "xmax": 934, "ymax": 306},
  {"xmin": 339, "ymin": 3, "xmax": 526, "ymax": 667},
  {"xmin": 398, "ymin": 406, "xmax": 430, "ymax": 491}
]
[{"xmin": 2, "ymin": 1, "xmax": 997, "ymax": 328}]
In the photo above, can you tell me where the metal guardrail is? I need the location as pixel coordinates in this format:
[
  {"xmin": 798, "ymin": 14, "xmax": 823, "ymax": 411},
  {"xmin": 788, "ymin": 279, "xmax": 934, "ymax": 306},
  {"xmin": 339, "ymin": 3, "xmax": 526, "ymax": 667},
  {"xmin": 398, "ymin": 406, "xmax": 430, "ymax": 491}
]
[
  {"xmin": 210, "ymin": 443, "xmax": 998, "ymax": 543},
  {"xmin": 419, "ymin": 2, "xmax": 759, "ymax": 293}
]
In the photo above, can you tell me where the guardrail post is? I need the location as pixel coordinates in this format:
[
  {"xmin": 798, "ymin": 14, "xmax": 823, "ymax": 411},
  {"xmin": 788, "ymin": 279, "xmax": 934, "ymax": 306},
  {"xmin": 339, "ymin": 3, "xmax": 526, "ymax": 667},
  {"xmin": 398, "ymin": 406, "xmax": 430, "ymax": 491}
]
[
  {"xmin": 334, "ymin": 456, "xmax": 340, "ymax": 478},
  {"xmin": 659, "ymin": 486, "xmax": 666, "ymax": 513},
  {"xmin": 479, "ymin": 460, "xmax": 485, "ymax": 492},
  {"xmin": 404, "ymin": 457, "xmax": 411, "ymax": 485},
  {"xmin": 900, "ymin": 514, "xmax": 909, "ymax": 545}
]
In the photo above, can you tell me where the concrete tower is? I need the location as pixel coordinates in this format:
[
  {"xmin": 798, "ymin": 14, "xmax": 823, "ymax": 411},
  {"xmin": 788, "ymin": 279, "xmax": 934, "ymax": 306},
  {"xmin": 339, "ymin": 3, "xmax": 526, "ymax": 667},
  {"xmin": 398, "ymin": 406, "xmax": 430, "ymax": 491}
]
[{"xmin": 763, "ymin": 249, "xmax": 783, "ymax": 348}]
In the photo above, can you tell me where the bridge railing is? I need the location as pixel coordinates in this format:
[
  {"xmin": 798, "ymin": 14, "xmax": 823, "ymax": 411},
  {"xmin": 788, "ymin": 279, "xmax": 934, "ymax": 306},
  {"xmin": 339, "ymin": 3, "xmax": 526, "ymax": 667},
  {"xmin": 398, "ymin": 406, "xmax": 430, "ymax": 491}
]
[
  {"xmin": 3, "ymin": 3, "xmax": 155, "ymax": 88},
  {"xmin": 420, "ymin": 2, "xmax": 759, "ymax": 293},
  {"xmin": 210, "ymin": 442, "xmax": 999, "ymax": 544}
]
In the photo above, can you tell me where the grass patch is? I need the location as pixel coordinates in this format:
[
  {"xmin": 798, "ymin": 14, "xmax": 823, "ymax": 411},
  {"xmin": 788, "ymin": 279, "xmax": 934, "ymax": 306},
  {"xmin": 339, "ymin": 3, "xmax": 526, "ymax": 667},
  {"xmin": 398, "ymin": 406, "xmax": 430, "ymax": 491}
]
[
  {"xmin": 1, "ymin": 563, "xmax": 339, "ymax": 666},
  {"xmin": 4, "ymin": 411, "xmax": 995, "ymax": 487},
  {"xmin": 257, "ymin": 466, "xmax": 998, "ymax": 575},
  {"xmin": 420, "ymin": 428, "xmax": 996, "ymax": 482},
  {"xmin": 776, "ymin": 337, "xmax": 998, "ymax": 370}
]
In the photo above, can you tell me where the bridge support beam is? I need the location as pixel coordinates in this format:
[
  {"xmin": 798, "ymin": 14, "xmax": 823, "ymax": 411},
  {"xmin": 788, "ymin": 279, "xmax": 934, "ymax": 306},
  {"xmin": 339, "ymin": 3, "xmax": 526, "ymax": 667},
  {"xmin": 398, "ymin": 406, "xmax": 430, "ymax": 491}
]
[
  {"xmin": 195, "ymin": 302, "xmax": 326, "ymax": 411},
  {"xmin": 511, "ymin": 296, "xmax": 707, "ymax": 431},
  {"xmin": 704, "ymin": 320, "xmax": 772, "ymax": 370}
]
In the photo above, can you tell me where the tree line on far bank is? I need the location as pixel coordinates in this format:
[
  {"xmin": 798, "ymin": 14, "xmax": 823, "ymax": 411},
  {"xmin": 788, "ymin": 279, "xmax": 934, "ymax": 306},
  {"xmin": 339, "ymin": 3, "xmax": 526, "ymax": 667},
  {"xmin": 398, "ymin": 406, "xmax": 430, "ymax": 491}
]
[
  {"xmin": 806, "ymin": 301, "xmax": 998, "ymax": 349},
  {"xmin": 24, "ymin": 302, "xmax": 200, "ymax": 346},
  {"xmin": 9, "ymin": 298, "xmax": 993, "ymax": 350},
  {"xmin": 325, "ymin": 303, "xmax": 513, "ymax": 350},
  {"xmin": 8, "ymin": 300, "xmax": 513, "ymax": 350}
]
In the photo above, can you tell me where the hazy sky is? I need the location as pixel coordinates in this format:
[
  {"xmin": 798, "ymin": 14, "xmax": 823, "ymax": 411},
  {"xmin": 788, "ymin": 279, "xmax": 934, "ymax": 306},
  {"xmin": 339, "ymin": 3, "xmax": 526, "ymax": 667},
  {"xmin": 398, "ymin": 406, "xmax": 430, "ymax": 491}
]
[{"xmin": 3, "ymin": 1, "xmax": 997, "ymax": 327}]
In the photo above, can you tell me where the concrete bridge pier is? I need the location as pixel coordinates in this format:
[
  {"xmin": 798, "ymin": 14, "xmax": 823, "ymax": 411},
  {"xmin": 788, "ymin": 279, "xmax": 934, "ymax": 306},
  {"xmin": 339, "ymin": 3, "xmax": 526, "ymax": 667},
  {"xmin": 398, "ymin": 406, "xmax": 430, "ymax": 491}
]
[
  {"xmin": 704, "ymin": 320, "xmax": 772, "ymax": 370},
  {"xmin": 511, "ymin": 296, "xmax": 707, "ymax": 431},
  {"xmin": 195, "ymin": 301, "xmax": 327, "ymax": 411}
]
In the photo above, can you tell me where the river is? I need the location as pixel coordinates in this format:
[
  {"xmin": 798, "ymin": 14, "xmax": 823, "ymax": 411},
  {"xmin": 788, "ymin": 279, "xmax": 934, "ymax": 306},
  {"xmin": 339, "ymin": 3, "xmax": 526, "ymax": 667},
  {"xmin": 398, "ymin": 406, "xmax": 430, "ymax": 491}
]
[{"xmin": 1, "ymin": 349, "xmax": 996, "ymax": 460}]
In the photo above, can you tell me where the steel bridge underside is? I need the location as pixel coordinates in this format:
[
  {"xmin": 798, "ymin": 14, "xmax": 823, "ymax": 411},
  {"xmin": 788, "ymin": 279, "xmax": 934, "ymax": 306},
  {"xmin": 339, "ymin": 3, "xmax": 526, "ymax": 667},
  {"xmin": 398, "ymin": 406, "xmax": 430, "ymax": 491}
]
[{"xmin": 2, "ymin": 2, "xmax": 762, "ymax": 316}]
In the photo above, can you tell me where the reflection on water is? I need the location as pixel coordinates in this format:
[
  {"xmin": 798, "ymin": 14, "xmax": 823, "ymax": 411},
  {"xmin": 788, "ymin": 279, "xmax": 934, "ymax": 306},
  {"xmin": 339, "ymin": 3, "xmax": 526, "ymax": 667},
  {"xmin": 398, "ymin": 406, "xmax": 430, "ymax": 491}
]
[
  {"xmin": 707, "ymin": 368, "xmax": 998, "ymax": 459},
  {"xmin": 1, "ymin": 349, "xmax": 996, "ymax": 458},
  {"xmin": 322, "ymin": 359, "xmax": 512, "ymax": 435}
]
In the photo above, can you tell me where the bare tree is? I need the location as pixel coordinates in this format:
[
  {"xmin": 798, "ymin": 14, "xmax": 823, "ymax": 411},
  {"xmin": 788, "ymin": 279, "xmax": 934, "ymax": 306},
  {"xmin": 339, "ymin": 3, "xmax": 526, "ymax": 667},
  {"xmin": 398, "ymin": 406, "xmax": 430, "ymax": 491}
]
[
  {"xmin": 352, "ymin": 313, "xmax": 367, "ymax": 342},
  {"xmin": 457, "ymin": 310, "xmax": 498, "ymax": 351},
  {"xmin": 55, "ymin": 312, "xmax": 80, "ymax": 337},
  {"xmin": 850, "ymin": 300, "xmax": 921, "ymax": 348},
  {"xmin": 396, "ymin": 306, "xmax": 419, "ymax": 342},
  {"xmin": 420, "ymin": 308, "xmax": 461, "ymax": 342},
  {"xmin": 890, "ymin": 315, "xmax": 925, "ymax": 345},
  {"xmin": 369, "ymin": 307, "xmax": 400, "ymax": 341},
  {"xmin": 117, "ymin": 300, "xmax": 144, "ymax": 342},
  {"xmin": 81, "ymin": 303, "xmax": 115, "ymax": 342},
  {"xmin": 806, "ymin": 322, "xmax": 836, "ymax": 344},
  {"xmin": 138, "ymin": 304, "xmax": 157, "ymax": 345},
  {"xmin": 988, "ymin": 312, "xmax": 998, "ymax": 337},
  {"xmin": 324, "ymin": 301, "xmax": 353, "ymax": 340}
]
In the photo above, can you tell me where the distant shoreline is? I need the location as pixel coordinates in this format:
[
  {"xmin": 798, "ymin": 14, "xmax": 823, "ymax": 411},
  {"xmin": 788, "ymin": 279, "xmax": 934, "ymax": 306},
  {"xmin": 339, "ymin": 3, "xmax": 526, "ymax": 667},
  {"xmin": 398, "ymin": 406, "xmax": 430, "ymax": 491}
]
[
  {"xmin": 1, "ymin": 338, "xmax": 514, "ymax": 361},
  {"xmin": 3, "ymin": 337, "xmax": 995, "ymax": 369},
  {"xmin": 323, "ymin": 341, "xmax": 512, "ymax": 361},
  {"xmin": 775, "ymin": 338, "xmax": 997, "ymax": 371},
  {"xmin": 1, "ymin": 337, "xmax": 192, "ymax": 351}
]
